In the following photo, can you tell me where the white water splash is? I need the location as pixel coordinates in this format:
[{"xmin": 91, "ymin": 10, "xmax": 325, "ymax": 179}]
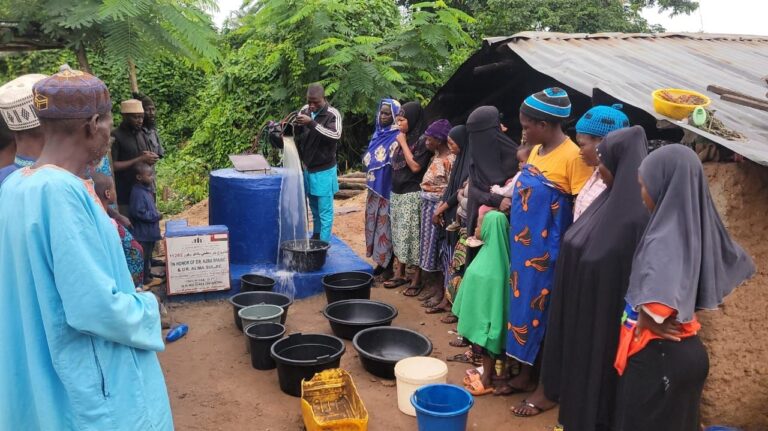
[
  {"xmin": 272, "ymin": 270, "xmax": 297, "ymax": 300},
  {"xmin": 277, "ymin": 136, "xmax": 309, "ymax": 263}
]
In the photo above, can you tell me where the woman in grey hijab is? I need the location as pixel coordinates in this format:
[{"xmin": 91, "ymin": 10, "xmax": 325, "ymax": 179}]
[{"xmin": 614, "ymin": 144, "xmax": 754, "ymax": 431}]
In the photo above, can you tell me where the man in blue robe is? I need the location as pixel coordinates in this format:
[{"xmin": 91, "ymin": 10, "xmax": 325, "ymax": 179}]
[{"xmin": 0, "ymin": 65, "xmax": 173, "ymax": 430}]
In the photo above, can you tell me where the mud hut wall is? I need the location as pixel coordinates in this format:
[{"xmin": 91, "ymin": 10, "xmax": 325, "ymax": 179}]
[{"xmin": 700, "ymin": 162, "xmax": 768, "ymax": 430}]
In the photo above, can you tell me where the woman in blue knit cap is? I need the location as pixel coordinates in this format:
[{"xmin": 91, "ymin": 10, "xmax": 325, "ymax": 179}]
[{"xmin": 573, "ymin": 104, "xmax": 630, "ymax": 220}]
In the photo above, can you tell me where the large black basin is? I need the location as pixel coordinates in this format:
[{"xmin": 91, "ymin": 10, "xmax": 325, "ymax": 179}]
[
  {"xmin": 280, "ymin": 239, "xmax": 330, "ymax": 272},
  {"xmin": 240, "ymin": 274, "xmax": 275, "ymax": 292},
  {"xmin": 270, "ymin": 333, "xmax": 346, "ymax": 397},
  {"xmin": 353, "ymin": 327, "xmax": 432, "ymax": 379},
  {"xmin": 322, "ymin": 271, "xmax": 373, "ymax": 304},
  {"xmin": 229, "ymin": 291, "xmax": 293, "ymax": 330},
  {"xmin": 323, "ymin": 299, "xmax": 398, "ymax": 340}
]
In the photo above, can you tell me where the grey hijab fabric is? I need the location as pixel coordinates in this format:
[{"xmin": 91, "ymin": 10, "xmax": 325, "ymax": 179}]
[{"xmin": 626, "ymin": 144, "xmax": 755, "ymax": 322}]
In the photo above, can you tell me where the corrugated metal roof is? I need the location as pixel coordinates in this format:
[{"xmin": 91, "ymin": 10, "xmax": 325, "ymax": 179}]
[{"xmin": 490, "ymin": 32, "xmax": 768, "ymax": 165}]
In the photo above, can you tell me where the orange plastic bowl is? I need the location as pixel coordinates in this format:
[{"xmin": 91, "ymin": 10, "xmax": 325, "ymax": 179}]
[{"xmin": 652, "ymin": 88, "xmax": 711, "ymax": 120}]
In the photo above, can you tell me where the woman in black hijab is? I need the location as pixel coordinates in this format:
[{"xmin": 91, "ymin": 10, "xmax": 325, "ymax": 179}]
[
  {"xmin": 427, "ymin": 125, "xmax": 470, "ymax": 317},
  {"xmin": 465, "ymin": 106, "xmax": 518, "ymax": 239},
  {"xmin": 613, "ymin": 144, "xmax": 754, "ymax": 431},
  {"xmin": 521, "ymin": 126, "xmax": 650, "ymax": 426},
  {"xmin": 387, "ymin": 101, "xmax": 432, "ymax": 294}
]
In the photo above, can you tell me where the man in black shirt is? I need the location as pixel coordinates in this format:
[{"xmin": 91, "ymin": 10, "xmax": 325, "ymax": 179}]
[
  {"xmin": 273, "ymin": 84, "xmax": 342, "ymax": 241},
  {"xmin": 112, "ymin": 99, "xmax": 159, "ymax": 215}
]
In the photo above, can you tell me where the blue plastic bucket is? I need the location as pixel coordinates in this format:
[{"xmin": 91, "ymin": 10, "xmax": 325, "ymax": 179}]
[{"xmin": 411, "ymin": 384, "xmax": 474, "ymax": 431}]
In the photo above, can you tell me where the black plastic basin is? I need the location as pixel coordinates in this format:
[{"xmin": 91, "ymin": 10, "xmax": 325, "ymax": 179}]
[
  {"xmin": 323, "ymin": 299, "xmax": 398, "ymax": 340},
  {"xmin": 229, "ymin": 291, "xmax": 293, "ymax": 330},
  {"xmin": 240, "ymin": 274, "xmax": 276, "ymax": 292},
  {"xmin": 280, "ymin": 239, "xmax": 330, "ymax": 272},
  {"xmin": 353, "ymin": 327, "xmax": 432, "ymax": 379},
  {"xmin": 270, "ymin": 333, "xmax": 346, "ymax": 397},
  {"xmin": 322, "ymin": 271, "xmax": 373, "ymax": 304}
]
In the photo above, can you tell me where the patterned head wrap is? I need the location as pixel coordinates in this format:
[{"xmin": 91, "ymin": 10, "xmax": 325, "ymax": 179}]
[
  {"xmin": 520, "ymin": 87, "xmax": 571, "ymax": 122},
  {"xmin": 32, "ymin": 65, "xmax": 112, "ymax": 119},
  {"xmin": 424, "ymin": 119, "xmax": 452, "ymax": 142},
  {"xmin": 0, "ymin": 74, "xmax": 48, "ymax": 131},
  {"xmin": 575, "ymin": 104, "xmax": 630, "ymax": 137}
]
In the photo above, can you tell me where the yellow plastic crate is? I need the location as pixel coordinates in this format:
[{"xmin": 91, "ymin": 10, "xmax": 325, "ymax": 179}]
[{"xmin": 301, "ymin": 369, "xmax": 368, "ymax": 431}]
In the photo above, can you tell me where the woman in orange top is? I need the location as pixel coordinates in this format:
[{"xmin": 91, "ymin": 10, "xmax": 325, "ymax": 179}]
[{"xmin": 614, "ymin": 144, "xmax": 755, "ymax": 431}]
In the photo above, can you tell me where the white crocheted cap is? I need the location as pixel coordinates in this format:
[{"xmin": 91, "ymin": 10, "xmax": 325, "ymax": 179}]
[{"xmin": 0, "ymin": 74, "xmax": 48, "ymax": 131}]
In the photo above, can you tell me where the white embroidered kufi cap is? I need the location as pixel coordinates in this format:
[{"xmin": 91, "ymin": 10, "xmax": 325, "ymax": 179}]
[{"xmin": 0, "ymin": 74, "xmax": 48, "ymax": 131}]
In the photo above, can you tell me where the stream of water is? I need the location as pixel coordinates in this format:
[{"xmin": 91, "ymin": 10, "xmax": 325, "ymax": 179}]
[{"xmin": 277, "ymin": 136, "xmax": 310, "ymax": 263}]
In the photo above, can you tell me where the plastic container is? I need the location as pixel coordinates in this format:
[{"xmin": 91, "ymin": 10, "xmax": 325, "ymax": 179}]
[
  {"xmin": 353, "ymin": 327, "xmax": 432, "ymax": 379},
  {"xmin": 229, "ymin": 291, "xmax": 293, "ymax": 330},
  {"xmin": 271, "ymin": 333, "xmax": 346, "ymax": 397},
  {"xmin": 245, "ymin": 322, "xmax": 285, "ymax": 370},
  {"xmin": 652, "ymin": 88, "xmax": 711, "ymax": 120},
  {"xmin": 238, "ymin": 304, "xmax": 284, "ymax": 332},
  {"xmin": 394, "ymin": 356, "xmax": 448, "ymax": 416},
  {"xmin": 165, "ymin": 324, "xmax": 188, "ymax": 343},
  {"xmin": 280, "ymin": 239, "xmax": 330, "ymax": 272},
  {"xmin": 411, "ymin": 384, "xmax": 474, "ymax": 431},
  {"xmin": 301, "ymin": 369, "xmax": 368, "ymax": 431},
  {"xmin": 240, "ymin": 274, "xmax": 276, "ymax": 292},
  {"xmin": 322, "ymin": 271, "xmax": 373, "ymax": 304},
  {"xmin": 323, "ymin": 299, "xmax": 398, "ymax": 340}
]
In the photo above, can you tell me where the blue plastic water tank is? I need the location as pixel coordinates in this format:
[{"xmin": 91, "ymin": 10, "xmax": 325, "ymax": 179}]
[{"xmin": 209, "ymin": 168, "xmax": 283, "ymax": 265}]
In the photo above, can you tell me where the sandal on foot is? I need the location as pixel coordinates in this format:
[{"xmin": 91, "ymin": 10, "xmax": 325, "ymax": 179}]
[
  {"xmin": 512, "ymin": 399, "xmax": 553, "ymax": 417},
  {"xmin": 402, "ymin": 284, "xmax": 424, "ymax": 297},
  {"xmin": 421, "ymin": 299, "xmax": 441, "ymax": 308},
  {"xmin": 425, "ymin": 307, "xmax": 449, "ymax": 314},
  {"xmin": 464, "ymin": 373, "xmax": 493, "ymax": 396},
  {"xmin": 417, "ymin": 289, "xmax": 435, "ymax": 301},
  {"xmin": 383, "ymin": 278, "xmax": 408, "ymax": 289},
  {"xmin": 440, "ymin": 314, "xmax": 458, "ymax": 324}
]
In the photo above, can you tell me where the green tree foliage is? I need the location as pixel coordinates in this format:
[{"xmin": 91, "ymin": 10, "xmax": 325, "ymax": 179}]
[
  {"xmin": 3, "ymin": 0, "xmax": 220, "ymax": 86},
  {"xmin": 181, "ymin": 0, "xmax": 474, "ymax": 170}
]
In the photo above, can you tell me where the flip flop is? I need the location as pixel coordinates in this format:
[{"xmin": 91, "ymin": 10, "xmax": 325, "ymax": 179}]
[
  {"xmin": 425, "ymin": 307, "xmax": 449, "ymax": 314},
  {"xmin": 449, "ymin": 337, "xmax": 469, "ymax": 348},
  {"xmin": 464, "ymin": 373, "xmax": 493, "ymax": 396},
  {"xmin": 440, "ymin": 314, "xmax": 458, "ymax": 324},
  {"xmin": 421, "ymin": 299, "xmax": 442, "ymax": 308},
  {"xmin": 402, "ymin": 284, "xmax": 424, "ymax": 297},
  {"xmin": 383, "ymin": 278, "xmax": 408, "ymax": 289},
  {"xmin": 446, "ymin": 353, "xmax": 473, "ymax": 364},
  {"xmin": 512, "ymin": 399, "xmax": 554, "ymax": 417},
  {"xmin": 417, "ymin": 289, "xmax": 435, "ymax": 301}
]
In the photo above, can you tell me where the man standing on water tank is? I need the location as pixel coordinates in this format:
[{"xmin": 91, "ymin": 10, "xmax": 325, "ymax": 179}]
[{"xmin": 276, "ymin": 83, "xmax": 341, "ymax": 242}]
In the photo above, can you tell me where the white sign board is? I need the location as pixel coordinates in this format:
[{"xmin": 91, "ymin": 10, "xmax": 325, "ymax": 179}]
[{"xmin": 165, "ymin": 233, "xmax": 230, "ymax": 295}]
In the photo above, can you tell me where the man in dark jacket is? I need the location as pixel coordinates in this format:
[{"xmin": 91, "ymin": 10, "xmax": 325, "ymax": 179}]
[
  {"xmin": 274, "ymin": 84, "xmax": 341, "ymax": 241},
  {"xmin": 112, "ymin": 99, "xmax": 159, "ymax": 215}
]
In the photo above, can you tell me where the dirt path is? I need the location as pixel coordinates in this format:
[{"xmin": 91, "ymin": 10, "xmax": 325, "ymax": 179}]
[
  {"xmin": 160, "ymin": 163, "xmax": 768, "ymax": 430},
  {"xmin": 160, "ymin": 193, "xmax": 557, "ymax": 430}
]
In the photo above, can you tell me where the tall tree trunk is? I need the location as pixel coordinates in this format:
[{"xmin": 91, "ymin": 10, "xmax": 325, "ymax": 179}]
[
  {"xmin": 127, "ymin": 58, "xmax": 139, "ymax": 94},
  {"xmin": 74, "ymin": 45, "xmax": 92, "ymax": 74}
]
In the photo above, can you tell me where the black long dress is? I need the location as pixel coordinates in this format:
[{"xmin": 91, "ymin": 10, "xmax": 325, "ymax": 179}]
[
  {"xmin": 542, "ymin": 126, "xmax": 650, "ymax": 431},
  {"xmin": 465, "ymin": 106, "xmax": 518, "ymax": 237}
]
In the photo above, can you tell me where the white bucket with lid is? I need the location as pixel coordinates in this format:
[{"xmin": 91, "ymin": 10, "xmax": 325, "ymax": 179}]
[{"xmin": 394, "ymin": 356, "xmax": 448, "ymax": 416}]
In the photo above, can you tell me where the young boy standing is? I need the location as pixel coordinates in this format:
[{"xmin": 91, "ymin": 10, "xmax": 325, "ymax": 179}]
[{"xmin": 130, "ymin": 163, "xmax": 162, "ymax": 288}]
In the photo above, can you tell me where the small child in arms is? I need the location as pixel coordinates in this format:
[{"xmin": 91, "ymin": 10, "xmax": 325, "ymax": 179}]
[
  {"xmin": 92, "ymin": 172, "xmax": 145, "ymax": 289},
  {"xmin": 466, "ymin": 143, "xmax": 533, "ymax": 248},
  {"xmin": 129, "ymin": 163, "xmax": 163, "ymax": 289}
]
